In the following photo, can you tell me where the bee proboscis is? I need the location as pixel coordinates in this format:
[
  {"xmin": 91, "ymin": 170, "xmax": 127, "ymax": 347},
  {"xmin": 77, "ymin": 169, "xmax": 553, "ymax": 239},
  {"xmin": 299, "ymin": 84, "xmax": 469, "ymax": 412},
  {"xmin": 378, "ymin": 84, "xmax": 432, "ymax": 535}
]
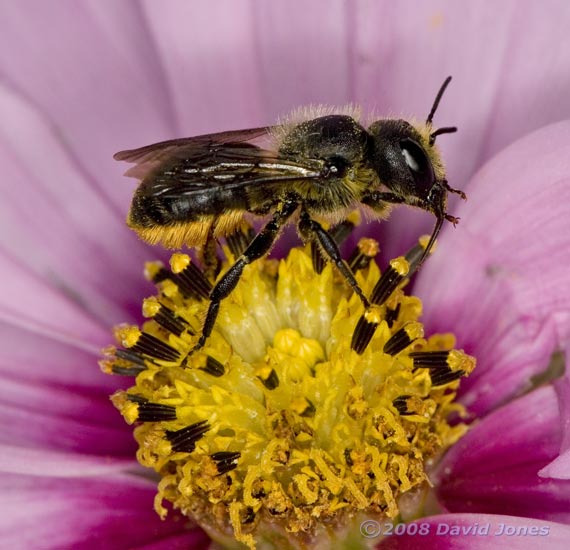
[{"xmin": 115, "ymin": 77, "xmax": 464, "ymax": 351}]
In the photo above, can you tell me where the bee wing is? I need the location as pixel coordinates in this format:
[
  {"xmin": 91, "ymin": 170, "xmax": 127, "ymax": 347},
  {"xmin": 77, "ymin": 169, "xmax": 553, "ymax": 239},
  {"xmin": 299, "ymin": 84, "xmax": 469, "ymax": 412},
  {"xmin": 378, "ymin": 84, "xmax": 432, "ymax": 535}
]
[
  {"xmin": 115, "ymin": 129, "xmax": 324, "ymax": 198},
  {"xmin": 114, "ymin": 127, "xmax": 272, "ymax": 179}
]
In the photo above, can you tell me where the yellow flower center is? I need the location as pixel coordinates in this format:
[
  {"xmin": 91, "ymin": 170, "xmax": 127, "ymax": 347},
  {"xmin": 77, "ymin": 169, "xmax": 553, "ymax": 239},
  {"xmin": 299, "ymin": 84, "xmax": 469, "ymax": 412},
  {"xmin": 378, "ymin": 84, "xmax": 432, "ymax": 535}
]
[{"xmin": 101, "ymin": 233, "xmax": 475, "ymax": 550}]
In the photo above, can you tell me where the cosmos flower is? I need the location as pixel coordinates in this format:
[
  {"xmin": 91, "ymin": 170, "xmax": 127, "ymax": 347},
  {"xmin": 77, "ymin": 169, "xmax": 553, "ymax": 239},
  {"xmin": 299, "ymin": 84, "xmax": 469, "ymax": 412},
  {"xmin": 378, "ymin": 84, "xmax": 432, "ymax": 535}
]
[{"xmin": 1, "ymin": 1, "xmax": 570, "ymax": 549}]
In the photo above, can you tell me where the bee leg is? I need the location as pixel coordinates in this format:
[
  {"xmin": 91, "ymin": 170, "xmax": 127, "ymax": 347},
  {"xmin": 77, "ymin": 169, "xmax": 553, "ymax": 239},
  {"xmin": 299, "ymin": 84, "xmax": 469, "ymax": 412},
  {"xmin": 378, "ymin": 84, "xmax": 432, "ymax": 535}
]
[
  {"xmin": 199, "ymin": 227, "xmax": 220, "ymax": 282},
  {"xmin": 298, "ymin": 211, "xmax": 370, "ymax": 309},
  {"xmin": 192, "ymin": 200, "xmax": 298, "ymax": 352}
]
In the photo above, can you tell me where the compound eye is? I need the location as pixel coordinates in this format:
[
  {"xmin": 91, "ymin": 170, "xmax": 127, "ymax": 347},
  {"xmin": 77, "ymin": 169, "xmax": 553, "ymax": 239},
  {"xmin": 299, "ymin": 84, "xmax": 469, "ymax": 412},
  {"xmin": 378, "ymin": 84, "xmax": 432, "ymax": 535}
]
[{"xmin": 399, "ymin": 138, "xmax": 435, "ymax": 196}]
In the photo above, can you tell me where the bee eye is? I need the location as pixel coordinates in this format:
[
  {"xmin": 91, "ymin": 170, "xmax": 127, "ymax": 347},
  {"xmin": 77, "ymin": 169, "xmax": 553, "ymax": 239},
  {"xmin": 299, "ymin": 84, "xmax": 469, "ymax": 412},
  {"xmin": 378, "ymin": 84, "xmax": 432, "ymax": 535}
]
[{"xmin": 399, "ymin": 139, "xmax": 435, "ymax": 196}]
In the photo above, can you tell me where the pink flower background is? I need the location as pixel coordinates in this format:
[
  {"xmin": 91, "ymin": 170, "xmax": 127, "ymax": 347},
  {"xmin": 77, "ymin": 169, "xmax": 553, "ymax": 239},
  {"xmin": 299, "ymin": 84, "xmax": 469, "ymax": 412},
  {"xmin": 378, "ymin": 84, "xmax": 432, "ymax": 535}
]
[{"xmin": 1, "ymin": 1, "xmax": 569, "ymax": 548}]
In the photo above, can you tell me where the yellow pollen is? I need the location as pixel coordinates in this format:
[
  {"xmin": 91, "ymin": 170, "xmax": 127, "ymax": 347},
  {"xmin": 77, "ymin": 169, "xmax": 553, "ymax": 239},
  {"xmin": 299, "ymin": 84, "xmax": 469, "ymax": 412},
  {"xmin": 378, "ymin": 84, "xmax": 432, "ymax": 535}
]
[
  {"xmin": 419, "ymin": 234, "xmax": 437, "ymax": 253},
  {"xmin": 169, "ymin": 252, "xmax": 191, "ymax": 274},
  {"xmin": 142, "ymin": 296, "xmax": 161, "ymax": 318},
  {"xmin": 364, "ymin": 304, "xmax": 383, "ymax": 323},
  {"xmin": 115, "ymin": 325, "xmax": 141, "ymax": 347},
  {"xmin": 103, "ymin": 239, "xmax": 475, "ymax": 550},
  {"xmin": 389, "ymin": 256, "xmax": 410, "ymax": 276},
  {"xmin": 358, "ymin": 237, "xmax": 380, "ymax": 257},
  {"xmin": 404, "ymin": 321, "xmax": 424, "ymax": 340}
]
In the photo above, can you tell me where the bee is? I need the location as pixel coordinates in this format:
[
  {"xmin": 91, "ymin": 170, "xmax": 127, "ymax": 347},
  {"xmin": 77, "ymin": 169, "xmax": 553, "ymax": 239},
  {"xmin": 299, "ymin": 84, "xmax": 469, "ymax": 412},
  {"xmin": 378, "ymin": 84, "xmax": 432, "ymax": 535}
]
[{"xmin": 115, "ymin": 76, "xmax": 464, "ymax": 351}]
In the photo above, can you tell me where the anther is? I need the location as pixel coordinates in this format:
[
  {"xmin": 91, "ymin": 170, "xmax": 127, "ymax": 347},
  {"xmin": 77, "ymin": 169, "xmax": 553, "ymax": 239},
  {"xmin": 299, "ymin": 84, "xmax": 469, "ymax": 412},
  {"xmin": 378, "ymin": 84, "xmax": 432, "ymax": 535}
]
[
  {"xmin": 370, "ymin": 257, "xmax": 409, "ymax": 306},
  {"xmin": 226, "ymin": 225, "xmax": 256, "ymax": 259},
  {"xmin": 143, "ymin": 297, "xmax": 191, "ymax": 337},
  {"xmin": 134, "ymin": 400, "xmax": 178, "ymax": 422},
  {"xmin": 348, "ymin": 238, "xmax": 379, "ymax": 272},
  {"xmin": 409, "ymin": 351, "xmax": 451, "ymax": 368},
  {"xmin": 211, "ymin": 451, "xmax": 241, "ymax": 475},
  {"xmin": 350, "ymin": 306, "xmax": 382, "ymax": 355},
  {"xmin": 290, "ymin": 397, "xmax": 316, "ymax": 418},
  {"xmin": 429, "ymin": 367, "xmax": 465, "ymax": 386},
  {"xmin": 202, "ymin": 355, "xmax": 225, "ymax": 377},
  {"xmin": 385, "ymin": 303, "xmax": 401, "ymax": 328},
  {"xmin": 165, "ymin": 420, "xmax": 210, "ymax": 453},
  {"xmin": 392, "ymin": 395, "xmax": 427, "ymax": 416},
  {"xmin": 127, "ymin": 330, "xmax": 181, "ymax": 362},
  {"xmin": 170, "ymin": 254, "xmax": 213, "ymax": 300},
  {"xmin": 383, "ymin": 323, "xmax": 423, "ymax": 356},
  {"xmin": 256, "ymin": 366, "xmax": 279, "ymax": 390}
]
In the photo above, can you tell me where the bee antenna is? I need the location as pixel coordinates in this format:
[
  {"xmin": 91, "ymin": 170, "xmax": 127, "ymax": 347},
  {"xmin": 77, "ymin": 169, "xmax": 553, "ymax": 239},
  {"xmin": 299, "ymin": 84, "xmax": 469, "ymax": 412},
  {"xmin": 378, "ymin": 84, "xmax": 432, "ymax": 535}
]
[
  {"xmin": 426, "ymin": 76, "xmax": 452, "ymax": 125},
  {"xmin": 429, "ymin": 126, "xmax": 458, "ymax": 145},
  {"xmin": 416, "ymin": 215, "xmax": 444, "ymax": 270}
]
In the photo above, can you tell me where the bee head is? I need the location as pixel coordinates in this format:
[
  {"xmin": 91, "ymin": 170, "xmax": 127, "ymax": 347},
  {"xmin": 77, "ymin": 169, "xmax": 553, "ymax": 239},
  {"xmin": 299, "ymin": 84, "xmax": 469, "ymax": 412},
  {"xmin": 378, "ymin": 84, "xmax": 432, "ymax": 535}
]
[
  {"xmin": 367, "ymin": 118, "xmax": 446, "ymax": 212},
  {"xmin": 367, "ymin": 77, "xmax": 462, "ymax": 265}
]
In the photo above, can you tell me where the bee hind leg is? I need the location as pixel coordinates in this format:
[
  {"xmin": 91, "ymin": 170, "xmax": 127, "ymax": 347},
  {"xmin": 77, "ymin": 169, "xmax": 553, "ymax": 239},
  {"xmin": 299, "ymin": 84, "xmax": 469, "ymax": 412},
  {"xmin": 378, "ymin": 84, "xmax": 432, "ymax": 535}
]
[
  {"xmin": 191, "ymin": 199, "xmax": 298, "ymax": 353},
  {"xmin": 199, "ymin": 226, "xmax": 221, "ymax": 282},
  {"xmin": 298, "ymin": 211, "xmax": 370, "ymax": 309}
]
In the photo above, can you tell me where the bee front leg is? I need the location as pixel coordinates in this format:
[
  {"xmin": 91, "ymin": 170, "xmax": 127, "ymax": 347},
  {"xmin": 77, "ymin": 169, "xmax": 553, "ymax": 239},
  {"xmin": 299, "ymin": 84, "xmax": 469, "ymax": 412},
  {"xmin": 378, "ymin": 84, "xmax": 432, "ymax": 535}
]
[
  {"xmin": 298, "ymin": 211, "xmax": 370, "ymax": 309},
  {"xmin": 192, "ymin": 199, "xmax": 298, "ymax": 353}
]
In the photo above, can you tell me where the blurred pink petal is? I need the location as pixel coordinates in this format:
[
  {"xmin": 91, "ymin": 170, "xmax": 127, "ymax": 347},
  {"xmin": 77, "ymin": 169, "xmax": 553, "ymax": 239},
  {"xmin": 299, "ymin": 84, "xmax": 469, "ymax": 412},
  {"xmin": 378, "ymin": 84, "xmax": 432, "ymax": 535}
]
[
  {"xmin": 377, "ymin": 514, "xmax": 570, "ymax": 549},
  {"xmin": 436, "ymin": 386, "xmax": 570, "ymax": 521},
  {"xmin": 0, "ymin": 0, "xmax": 176, "ymax": 209},
  {"xmin": 0, "ymin": 474, "xmax": 209, "ymax": 549},
  {"xmin": 0, "ymin": 85, "xmax": 158, "ymax": 327},
  {"xmin": 0, "ymin": 446, "xmax": 132, "ymax": 477},
  {"xmin": 416, "ymin": 121, "xmax": 570, "ymax": 416},
  {"xmin": 540, "ymin": 372, "xmax": 570, "ymax": 479}
]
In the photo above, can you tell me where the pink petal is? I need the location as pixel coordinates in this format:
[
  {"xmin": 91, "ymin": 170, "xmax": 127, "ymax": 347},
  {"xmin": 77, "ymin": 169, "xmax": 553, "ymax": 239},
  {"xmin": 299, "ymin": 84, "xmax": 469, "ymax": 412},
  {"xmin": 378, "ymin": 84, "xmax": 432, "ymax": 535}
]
[
  {"xmin": 436, "ymin": 386, "xmax": 570, "ymax": 522},
  {"xmin": 0, "ymin": 473, "xmax": 209, "ymax": 549},
  {"xmin": 0, "ymin": 86, "xmax": 161, "ymax": 329},
  {"xmin": 0, "ymin": 0, "xmax": 176, "ymax": 209},
  {"xmin": 540, "ymin": 371, "xmax": 570, "ymax": 479},
  {"xmin": 0, "ymin": 445, "xmax": 132, "ymax": 477},
  {"xmin": 415, "ymin": 121, "xmax": 570, "ymax": 416},
  {"xmin": 0, "ymin": 319, "xmax": 134, "ymax": 457},
  {"xmin": 0, "ymin": 250, "xmax": 109, "ymax": 349},
  {"xmin": 377, "ymin": 514, "xmax": 570, "ymax": 549}
]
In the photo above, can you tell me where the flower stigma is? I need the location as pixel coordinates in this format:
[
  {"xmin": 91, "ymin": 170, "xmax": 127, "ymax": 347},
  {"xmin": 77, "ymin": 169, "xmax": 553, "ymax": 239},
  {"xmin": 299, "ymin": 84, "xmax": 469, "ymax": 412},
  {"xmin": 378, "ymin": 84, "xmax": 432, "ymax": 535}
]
[{"xmin": 101, "ymin": 223, "xmax": 475, "ymax": 550}]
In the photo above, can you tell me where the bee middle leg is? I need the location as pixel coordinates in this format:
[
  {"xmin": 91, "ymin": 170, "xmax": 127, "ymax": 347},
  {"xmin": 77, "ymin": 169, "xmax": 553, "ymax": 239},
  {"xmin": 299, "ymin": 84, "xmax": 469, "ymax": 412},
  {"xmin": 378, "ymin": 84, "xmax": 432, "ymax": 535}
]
[
  {"xmin": 192, "ymin": 199, "xmax": 298, "ymax": 352},
  {"xmin": 298, "ymin": 211, "xmax": 370, "ymax": 309}
]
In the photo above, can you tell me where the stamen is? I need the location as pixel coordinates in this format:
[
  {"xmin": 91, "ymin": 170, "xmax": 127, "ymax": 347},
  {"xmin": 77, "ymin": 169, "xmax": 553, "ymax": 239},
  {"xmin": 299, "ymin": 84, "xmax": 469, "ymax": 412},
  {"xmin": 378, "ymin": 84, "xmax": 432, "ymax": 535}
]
[
  {"xmin": 165, "ymin": 420, "xmax": 210, "ymax": 453},
  {"xmin": 211, "ymin": 451, "xmax": 241, "ymax": 475},
  {"xmin": 383, "ymin": 322, "xmax": 424, "ymax": 356},
  {"xmin": 385, "ymin": 303, "xmax": 401, "ymax": 328},
  {"xmin": 256, "ymin": 366, "xmax": 280, "ymax": 389},
  {"xmin": 203, "ymin": 355, "xmax": 225, "ymax": 377},
  {"xmin": 410, "ymin": 350, "xmax": 475, "ymax": 386},
  {"xmin": 143, "ymin": 297, "xmax": 192, "ymax": 336},
  {"xmin": 134, "ymin": 400, "xmax": 177, "ymax": 422},
  {"xmin": 290, "ymin": 397, "xmax": 316, "ymax": 418},
  {"xmin": 351, "ymin": 238, "xmax": 433, "ymax": 355},
  {"xmin": 347, "ymin": 238, "xmax": 379, "ymax": 272},
  {"xmin": 170, "ymin": 254, "xmax": 212, "ymax": 300},
  {"xmin": 226, "ymin": 224, "xmax": 256, "ymax": 259},
  {"xmin": 145, "ymin": 261, "xmax": 171, "ymax": 284},
  {"xmin": 370, "ymin": 256, "xmax": 410, "ymax": 305},
  {"xmin": 116, "ymin": 326, "xmax": 180, "ymax": 362},
  {"xmin": 351, "ymin": 306, "xmax": 382, "ymax": 354}
]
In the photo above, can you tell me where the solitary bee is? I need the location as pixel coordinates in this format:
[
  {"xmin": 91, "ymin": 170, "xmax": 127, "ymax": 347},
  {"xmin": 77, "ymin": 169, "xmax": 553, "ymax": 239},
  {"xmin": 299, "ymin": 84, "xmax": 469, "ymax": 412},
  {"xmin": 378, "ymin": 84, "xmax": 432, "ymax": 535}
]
[{"xmin": 115, "ymin": 77, "xmax": 464, "ymax": 351}]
